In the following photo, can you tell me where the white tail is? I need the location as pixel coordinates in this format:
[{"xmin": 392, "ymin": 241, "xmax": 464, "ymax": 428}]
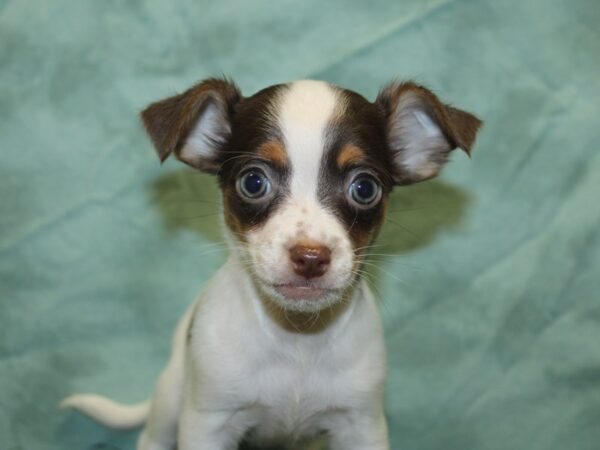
[{"xmin": 60, "ymin": 394, "xmax": 150, "ymax": 430}]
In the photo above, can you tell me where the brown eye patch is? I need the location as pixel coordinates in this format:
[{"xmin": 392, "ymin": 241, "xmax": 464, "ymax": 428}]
[
  {"xmin": 221, "ymin": 164, "xmax": 290, "ymax": 236},
  {"xmin": 319, "ymin": 150, "xmax": 389, "ymax": 251},
  {"xmin": 321, "ymin": 181, "xmax": 388, "ymax": 252},
  {"xmin": 336, "ymin": 144, "xmax": 365, "ymax": 169},
  {"xmin": 318, "ymin": 89, "xmax": 393, "ymax": 251},
  {"xmin": 257, "ymin": 140, "xmax": 288, "ymax": 168},
  {"xmin": 214, "ymin": 84, "xmax": 293, "ymax": 236},
  {"xmin": 348, "ymin": 199, "xmax": 388, "ymax": 253}
]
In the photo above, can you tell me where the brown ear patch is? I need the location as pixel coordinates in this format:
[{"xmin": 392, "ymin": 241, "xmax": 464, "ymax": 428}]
[
  {"xmin": 336, "ymin": 144, "xmax": 365, "ymax": 168},
  {"xmin": 376, "ymin": 81, "xmax": 482, "ymax": 155},
  {"xmin": 140, "ymin": 78, "xmax": 242, "ymax": 172},
  {"xmin": 445, "ymin": 105, "xmax": 482, "ymax": 156},
  {"xmin": 257, "ymin": 140, "xmax": 288, "ymax": 167}
]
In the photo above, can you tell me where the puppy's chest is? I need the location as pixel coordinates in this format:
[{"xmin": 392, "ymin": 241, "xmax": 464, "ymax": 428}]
[
  {"xmin": 249, "ymin": 346, "xmax": 352, "ymax": 436},
  {"xmin": 259, "ymin": 352, "xmax": 338, "ymax": 405}
]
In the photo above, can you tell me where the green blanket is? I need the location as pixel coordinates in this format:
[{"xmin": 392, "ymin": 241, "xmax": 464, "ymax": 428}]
[{"xmin": 2, "ymin": 0, "xmax": 599, "ymax": 448}]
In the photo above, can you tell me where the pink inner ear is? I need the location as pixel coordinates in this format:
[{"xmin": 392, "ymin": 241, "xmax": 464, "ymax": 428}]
[
  {"xmin": 178, "ymin": 101, "xmax": 230, "ymax": 167},
  {"xmin": 388, "ymin": 93, "xmax": 451, "ymax": 180},
  {"xmin": 413, "ymin": 111, "xmax": 442, "ymax": 137}
]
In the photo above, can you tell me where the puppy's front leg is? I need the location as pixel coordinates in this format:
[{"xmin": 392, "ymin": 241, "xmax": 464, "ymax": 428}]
[
  {"xmin": 178, "ymin": 406, "xmax": 247, "ymax": 450},
  {"xmin": 327, "ymin": 407, "xmax": 389, "ymax": 450}
]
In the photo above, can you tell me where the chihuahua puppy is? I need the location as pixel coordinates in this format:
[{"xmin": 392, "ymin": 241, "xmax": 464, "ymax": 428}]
[{"xmin": 61, "ymin": 78, "xmax": 481, "ymax": 450}]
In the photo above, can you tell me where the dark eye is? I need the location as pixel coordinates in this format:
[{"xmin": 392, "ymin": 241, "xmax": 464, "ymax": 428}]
[
  {"xmin": 237, "ymin": 169, "xmax": 271, "ymax": 200},
  {"xmin": 348, "ymin": 174, "xmax": 382, "ymax": 207}
]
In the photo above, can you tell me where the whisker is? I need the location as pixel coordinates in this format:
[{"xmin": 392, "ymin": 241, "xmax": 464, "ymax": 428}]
[
  {"xmin": 386, "ymin": 207, "xmax": 424, "ymax": 214},
  {"xmin": 362, "ymin": 254, "xmax": 423, "ymax": 270},
  {"xmin": 177, "ymin": 212, "xmax": 222, "ymax": 221},
  {"xmin": 353, "ymin": 243, "xmax": 387, "ymax": 253},
  {"xmin": 165, "ymin": 199, "xmax": 223, "ymax": 206},
  {"xmin": 383, "ymin": 218, "xmax": 421, "ymax": 241},
  {"xmin": 358, "ymin": 262, "xmax": 408, "ymax": 287}
]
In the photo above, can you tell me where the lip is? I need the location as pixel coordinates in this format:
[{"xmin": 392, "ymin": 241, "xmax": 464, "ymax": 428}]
[{"xmin": 272, "ymin": 284, "xmax": 331, "ymax": 300}]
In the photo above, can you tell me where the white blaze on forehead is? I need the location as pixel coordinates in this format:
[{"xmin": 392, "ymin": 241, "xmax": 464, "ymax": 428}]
[{"xmin": 276, "ymin": 80, "xmax": 343, "ymax": 198}]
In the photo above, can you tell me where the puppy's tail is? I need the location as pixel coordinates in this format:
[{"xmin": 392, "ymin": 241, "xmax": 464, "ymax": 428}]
[{"xmin": 59, "ymin": 394, "xmax": 150, "ymax": 430}]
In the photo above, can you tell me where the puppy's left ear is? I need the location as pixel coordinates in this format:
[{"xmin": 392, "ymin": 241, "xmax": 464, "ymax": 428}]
[
  {"xmin": 140, "ymin": 78, "xmax": 242, "ymax": 173},
  {"xmin": 375, "ymin": 81, "xmax": 482, "ymax": 185}
]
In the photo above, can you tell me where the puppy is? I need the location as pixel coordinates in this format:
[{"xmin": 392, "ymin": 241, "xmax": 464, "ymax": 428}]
[{"xmin": 61, "ymin": 78, "xmax": 481, "ymax": 450}]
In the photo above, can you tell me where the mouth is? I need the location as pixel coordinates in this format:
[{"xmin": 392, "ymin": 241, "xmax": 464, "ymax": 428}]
[{"xmin": 271, "ymin": 283, "xmax": 334, "ymax": 301}]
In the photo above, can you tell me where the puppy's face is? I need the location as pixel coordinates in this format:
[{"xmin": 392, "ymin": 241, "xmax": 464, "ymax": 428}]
[{"xmin": 141, "ymin": 78, "xmax": 481, "ymax": 312}]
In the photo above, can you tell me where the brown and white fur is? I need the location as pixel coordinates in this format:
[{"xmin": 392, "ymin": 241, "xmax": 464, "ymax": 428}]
[{"xmin": 61, "ymin": 78, "xmax": 481, "ymax": 450}]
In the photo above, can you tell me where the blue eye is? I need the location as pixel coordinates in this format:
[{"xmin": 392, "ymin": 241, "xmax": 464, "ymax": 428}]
[
  {"xmin": 348, "ymin": 175, "xmax": 381, "ymax": 207},
  {"xmin": 238, "ymin": 169, "xmax": 271, "ymax": 200}
]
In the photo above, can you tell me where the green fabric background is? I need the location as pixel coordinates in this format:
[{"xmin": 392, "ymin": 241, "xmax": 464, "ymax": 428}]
[{"xmin": 1, "ymin": 0, "xmax": 599, "ymax": 448}]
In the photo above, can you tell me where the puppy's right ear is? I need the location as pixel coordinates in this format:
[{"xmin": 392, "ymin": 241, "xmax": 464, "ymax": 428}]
[{"xmin": 140, "ymin": 78, "xmax": 242, "ymax": 173}]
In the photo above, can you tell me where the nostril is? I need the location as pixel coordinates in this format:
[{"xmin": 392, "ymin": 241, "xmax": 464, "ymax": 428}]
[{"xmin": 289, "ymin": 244, "xmax": 331, "ymax": 279}]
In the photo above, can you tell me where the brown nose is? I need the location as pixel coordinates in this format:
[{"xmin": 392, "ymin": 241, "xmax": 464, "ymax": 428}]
[{"xmin": 289, "ymin": 245, "xmax": 331, "ymax": 279}]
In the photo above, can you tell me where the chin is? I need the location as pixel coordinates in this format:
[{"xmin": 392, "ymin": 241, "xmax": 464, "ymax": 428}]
[{"xmin": 256, "ymin": 280, "xmax": 349, "ymax": 313}]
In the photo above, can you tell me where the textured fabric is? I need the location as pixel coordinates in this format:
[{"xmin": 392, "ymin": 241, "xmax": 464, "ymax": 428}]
[{"xmin": 1, "ymin": 0, "xmax": 599, "ymax": 448}]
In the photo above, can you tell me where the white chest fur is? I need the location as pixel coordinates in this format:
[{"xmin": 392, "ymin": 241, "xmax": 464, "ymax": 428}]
[{"xmin": 185, "ymin": 257, "xmax": 387, "ymax": 445}]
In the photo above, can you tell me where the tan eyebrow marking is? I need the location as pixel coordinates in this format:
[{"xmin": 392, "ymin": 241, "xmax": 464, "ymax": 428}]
[
  {"xmin": 336, "ymin": 144, "xmax": 365, "ymax": 168},
  {"xmin": 257, "ymin": 140, "xmax": 288, "ymax": 167}
]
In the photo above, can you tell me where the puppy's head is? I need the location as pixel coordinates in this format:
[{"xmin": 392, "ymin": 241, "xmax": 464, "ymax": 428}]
[{"xmin": 141, "ymin": 78, "xmax": 481, "ymax": 312}]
